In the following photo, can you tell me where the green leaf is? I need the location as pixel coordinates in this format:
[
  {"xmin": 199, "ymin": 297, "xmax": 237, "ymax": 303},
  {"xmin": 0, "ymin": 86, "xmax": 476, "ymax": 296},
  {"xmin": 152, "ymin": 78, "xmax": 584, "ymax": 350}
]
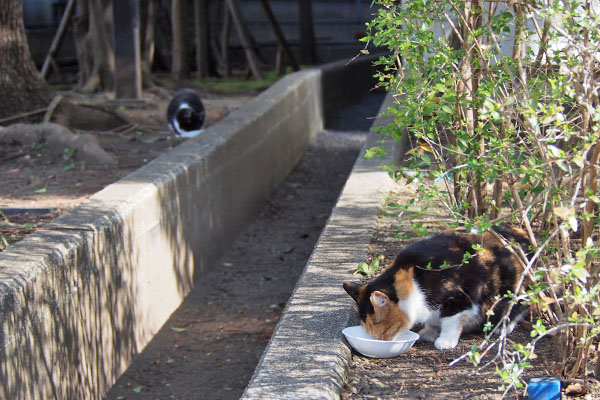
[
  {"xmin": 170, "ymin": 327, "xmax": 187, "ymax": 333},
  {"xmin": 354, "ymin": 262, "xmax": 369, "ymax": 275},
  {"xmin": 364, "ymin": 146, "xmax": 387, "ymax": 159},
  {"xmin": 34, "ymin": 187, "xmax": 47, "ymax": 194},
  {"xmin": 354, "ymin": 255, "xmax": 384, "ymax": 275},
  {"xmin": 556, "ymin": 160, "xmax": 569, "ymax": 172},
  {"xmin": 132, "ymin": 386, "xmax": 142, "ymax": 393},
  {"xmin": 573, "ymin": 154, "xmax": 584, "ymax": 168},
  {"xmin": 547, "ymin": 144, "xmax": 564, "ymax": 159}
]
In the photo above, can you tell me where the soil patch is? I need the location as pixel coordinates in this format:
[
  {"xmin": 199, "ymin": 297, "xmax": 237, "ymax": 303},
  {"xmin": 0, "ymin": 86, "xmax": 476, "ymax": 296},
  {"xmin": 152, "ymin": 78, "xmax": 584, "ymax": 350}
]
[{"xmin": 0, "ymin": 87, "xmax": 251, "ymax": 248}]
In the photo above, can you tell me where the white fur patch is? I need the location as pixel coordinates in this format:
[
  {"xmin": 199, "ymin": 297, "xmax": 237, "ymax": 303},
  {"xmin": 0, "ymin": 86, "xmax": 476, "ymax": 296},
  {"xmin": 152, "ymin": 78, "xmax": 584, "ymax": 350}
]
[
  {"xmin": 434, "ymin": 305, "xmax": 480, "ymax": 350},
  {"xmin": 418, "ymin": 324, "xmax": 440, "ymax": 342},
  {"xmin": 397, "ymin": 279, "xmax": 433, "ymax": 326},
  {"xmin": 493, "ymin": 308, "xmax": 528, "ymax": 335}
]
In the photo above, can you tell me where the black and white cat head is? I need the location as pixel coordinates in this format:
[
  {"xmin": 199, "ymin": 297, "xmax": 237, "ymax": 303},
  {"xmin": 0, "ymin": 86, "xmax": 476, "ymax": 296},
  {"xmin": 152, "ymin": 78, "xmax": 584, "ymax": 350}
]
[{"xmin": 167, "ymin": 88, "xmax": 205, "ymax": 137}]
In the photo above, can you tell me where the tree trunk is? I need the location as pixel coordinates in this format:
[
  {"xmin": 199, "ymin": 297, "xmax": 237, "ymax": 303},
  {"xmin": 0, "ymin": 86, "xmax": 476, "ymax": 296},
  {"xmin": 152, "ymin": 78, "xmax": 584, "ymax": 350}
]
[
  {"xmin": 172, "ymin": 0, "xmax": 190, "ymax": 79},
  {"xmin": 73, "ymin": 0, "xmax": 115, "ymax": 92},
  {"xmin": 260, "ymin": 0, "xmax": 299, "ymax": 72},
  {"xmin": 139, "ymin": 0, "xmax": 155, "ymax": 87},
  {"xmin": 153, "ymin": 0, "xmax": 172, "ymax": 71},
  {"xmin": 0, "ymin": 0, "xmax": 52, "ymax": 119},
  {"xmin": 298, "ymin": 0, "xmax": 317, "ymax": 65},
  {"xmin": 194, "ymin": 0, "xmax": 210, "ymax": 77},
  {"xmin": 113, "ymin": 0, "xmax": 142, "ymax": 98},
  {"xmin": 226, "ymin": 0, "xmax": 263, "ymax": 79},
  {"xmin": 219, "ymin": 4, "xmax": 232, "ymax": 77}
]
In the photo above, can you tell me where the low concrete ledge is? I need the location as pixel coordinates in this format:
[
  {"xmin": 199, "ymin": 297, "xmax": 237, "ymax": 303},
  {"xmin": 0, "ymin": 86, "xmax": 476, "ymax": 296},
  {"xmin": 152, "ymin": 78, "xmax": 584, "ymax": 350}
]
[
  {"xmin": 0, "ymin": 56, "xmax": 379, "ymax": 400},
  {"xmin": 241, "ymin": 91, "xmax": 406, "ymax": 399}
]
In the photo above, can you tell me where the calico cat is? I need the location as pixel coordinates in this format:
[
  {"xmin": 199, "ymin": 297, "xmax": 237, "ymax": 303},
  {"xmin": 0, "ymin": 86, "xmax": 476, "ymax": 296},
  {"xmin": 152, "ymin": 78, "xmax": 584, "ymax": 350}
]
[{"xmin": 343, "ymin": 225, "xmax": 532, "ymax": 350}]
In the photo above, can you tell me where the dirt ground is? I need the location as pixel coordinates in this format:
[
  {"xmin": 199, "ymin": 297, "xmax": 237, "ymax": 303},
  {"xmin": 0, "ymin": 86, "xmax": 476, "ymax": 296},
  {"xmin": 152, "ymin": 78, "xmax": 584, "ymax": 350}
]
[
  {"xmin": 0, "ymin": 86, "xmax": 251, "ymax": 247},
  {"xmin": 342, "ymin": 204, "xmax": 600, "ymax": 400}
]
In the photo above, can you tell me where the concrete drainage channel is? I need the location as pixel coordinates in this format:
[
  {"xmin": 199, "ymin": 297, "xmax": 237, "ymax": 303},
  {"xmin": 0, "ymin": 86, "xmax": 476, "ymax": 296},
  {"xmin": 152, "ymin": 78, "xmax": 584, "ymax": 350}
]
[
  {"xmin": 0, "ymin": 56, "xmax": 386, "ymax": 399},
  {"xmin": 241, "ymin": 91, "xmax": 401, "ymax": 399}
]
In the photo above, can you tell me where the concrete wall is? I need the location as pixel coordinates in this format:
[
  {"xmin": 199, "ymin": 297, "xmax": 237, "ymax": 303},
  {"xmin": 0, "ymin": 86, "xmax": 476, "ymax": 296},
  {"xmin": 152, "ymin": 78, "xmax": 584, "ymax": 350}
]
[{"xmin": 0, "ymin": 56, "xmax": 378, "ymax": 400}]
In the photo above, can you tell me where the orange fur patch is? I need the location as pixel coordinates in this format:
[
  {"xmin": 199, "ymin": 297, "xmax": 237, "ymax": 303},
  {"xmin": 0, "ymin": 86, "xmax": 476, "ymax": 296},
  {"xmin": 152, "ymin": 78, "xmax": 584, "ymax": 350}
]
[
  {"xmin": 393, "ymin": 267, "xmax": 414, "ymax": 299},
  {"xmin": 443, "ymin": 280, "xmax": 457, "ymax": 291},
  {"xmin": 476, "ymin": 246, "xmax": 496, "ymax": 265},
  {"xmin": 364, "ymin": 291, "xmax": 411, "ymax": 341}
]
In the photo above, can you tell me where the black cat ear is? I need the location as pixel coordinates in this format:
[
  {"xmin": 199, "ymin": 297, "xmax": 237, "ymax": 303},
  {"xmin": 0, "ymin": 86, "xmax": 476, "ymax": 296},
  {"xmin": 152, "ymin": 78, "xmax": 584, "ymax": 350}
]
[{"xmin": 343, "ymin": 281, "xmax": 362, "ymax": 303}]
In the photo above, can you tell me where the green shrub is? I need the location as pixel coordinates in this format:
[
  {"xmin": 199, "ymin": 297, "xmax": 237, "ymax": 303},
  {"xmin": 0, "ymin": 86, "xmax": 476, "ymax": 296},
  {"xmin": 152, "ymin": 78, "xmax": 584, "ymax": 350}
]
[{"xmin": 365, "ymin": 0, "xmax": 600, "ymax": 392}]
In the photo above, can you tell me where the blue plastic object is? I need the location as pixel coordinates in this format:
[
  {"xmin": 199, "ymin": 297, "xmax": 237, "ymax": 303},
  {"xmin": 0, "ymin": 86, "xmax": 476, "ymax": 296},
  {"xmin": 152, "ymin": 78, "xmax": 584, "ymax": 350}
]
[{"xmin": 528, "ymin": 377, "xmax": 561, "ymax": 400}]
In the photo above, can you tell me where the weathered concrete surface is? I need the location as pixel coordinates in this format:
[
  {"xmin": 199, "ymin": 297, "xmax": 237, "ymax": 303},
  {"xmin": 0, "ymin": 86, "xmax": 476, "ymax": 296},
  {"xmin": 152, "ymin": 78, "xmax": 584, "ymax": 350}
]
[
  {"xmin": 0, "ymin": 56, "xmax": 379, "ymax": 400},
  {"xmin": 241, "ymin": 90, "xmax": 408, "ymax": 399}
]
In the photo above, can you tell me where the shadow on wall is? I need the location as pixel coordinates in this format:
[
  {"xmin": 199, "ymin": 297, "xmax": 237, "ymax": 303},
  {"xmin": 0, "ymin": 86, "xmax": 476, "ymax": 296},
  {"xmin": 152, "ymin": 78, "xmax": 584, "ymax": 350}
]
[
  {"xmin": 1, "ymin": 210, "xmax": 138, "ymax": 399},
  {"xmin": 0, "ymin": 55, "xmax": 382, "ymax": 399}
]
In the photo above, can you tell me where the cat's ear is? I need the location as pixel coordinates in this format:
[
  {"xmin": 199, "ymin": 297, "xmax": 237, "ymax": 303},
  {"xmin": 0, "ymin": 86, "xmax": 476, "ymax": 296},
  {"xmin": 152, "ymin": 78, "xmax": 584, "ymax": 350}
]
[
  {"xmin": 370, "ymin": 291, "xmax": 390, "ymax": 324},
  {"xmin": 370, "ymin": 291, "xmax": 390, "ymax": 311},
  {"xmin": 343, "ymin": 281, "xmax": 362, "ymax": 303}
]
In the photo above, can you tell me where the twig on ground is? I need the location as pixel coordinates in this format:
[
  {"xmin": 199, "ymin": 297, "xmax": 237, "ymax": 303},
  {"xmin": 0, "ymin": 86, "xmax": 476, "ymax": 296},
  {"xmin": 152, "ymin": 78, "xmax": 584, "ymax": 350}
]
[
  {"xmin": 43, "ymin": 95, "xmax": 64, "ymax": 123},
  {"xmin": 0, "ymin": 108, "xmax": 47, "ymax": 125}
]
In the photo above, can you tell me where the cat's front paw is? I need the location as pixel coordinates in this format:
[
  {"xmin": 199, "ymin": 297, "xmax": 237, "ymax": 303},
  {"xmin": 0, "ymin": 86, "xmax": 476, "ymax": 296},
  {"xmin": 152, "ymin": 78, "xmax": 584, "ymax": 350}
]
[
  {"xmin": 434, "ymin": 334, "xmax": 459, "ymax": 350},
  {"xmin": 418, "ymin": 325, "xmax": 439, "ymax": 342}
]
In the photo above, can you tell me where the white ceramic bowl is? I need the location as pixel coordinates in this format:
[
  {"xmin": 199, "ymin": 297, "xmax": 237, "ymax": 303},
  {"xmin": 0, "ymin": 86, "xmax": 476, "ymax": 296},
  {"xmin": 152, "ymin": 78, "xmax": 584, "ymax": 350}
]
[{"xmin": 342, "ymin": 325, "xmax": 419, "ymax": 358}]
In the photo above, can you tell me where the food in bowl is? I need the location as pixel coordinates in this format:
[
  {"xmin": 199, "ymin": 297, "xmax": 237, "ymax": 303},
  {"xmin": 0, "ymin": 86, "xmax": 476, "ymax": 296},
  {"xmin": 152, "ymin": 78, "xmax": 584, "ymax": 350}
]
[{"xmin": 342, "ymin": 325, "xmax": 419, "ymax": 358}]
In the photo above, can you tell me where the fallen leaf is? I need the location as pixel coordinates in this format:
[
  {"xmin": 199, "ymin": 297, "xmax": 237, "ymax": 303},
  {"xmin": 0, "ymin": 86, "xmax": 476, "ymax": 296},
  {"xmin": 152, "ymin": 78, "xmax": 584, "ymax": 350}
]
[
  {"xmin": 565, "ymin": 382, "xmax": 587, "ymax": 396},
  {"xmin": 132, "ymin": 385, "xmax": 142, "ymax": 393},
  {"xmin": 554, "ymin": 206, "xmax": 573, "ymax": 219},
  {"xmin": 171, "ymin": 327, "xmax": 187, "ymax": 333},
  {"xmin": 283, "ymin": 246, "xmax": 296, "ymax": 254}
]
